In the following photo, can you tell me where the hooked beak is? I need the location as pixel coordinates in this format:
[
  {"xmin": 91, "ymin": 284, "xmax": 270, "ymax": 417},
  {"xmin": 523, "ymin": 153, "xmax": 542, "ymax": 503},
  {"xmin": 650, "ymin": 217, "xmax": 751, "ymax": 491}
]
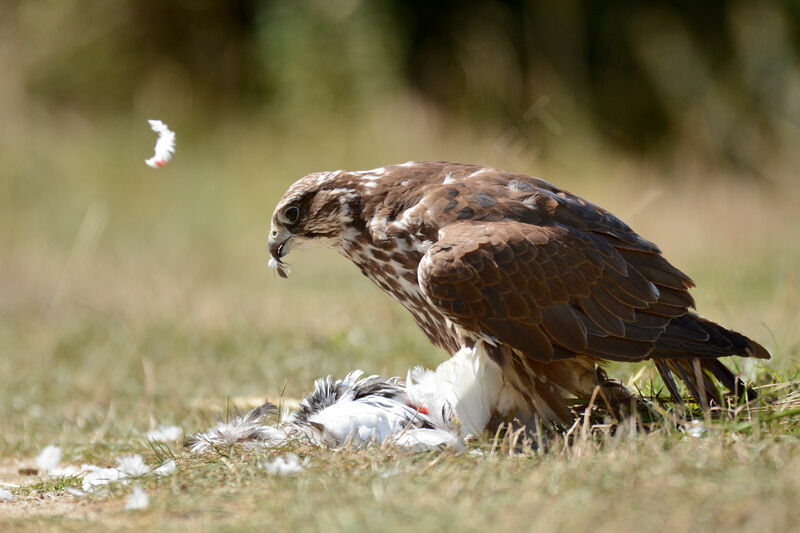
[{"xmin": 268, "ymin": 227, "xmax": 294, "ymax": 279}]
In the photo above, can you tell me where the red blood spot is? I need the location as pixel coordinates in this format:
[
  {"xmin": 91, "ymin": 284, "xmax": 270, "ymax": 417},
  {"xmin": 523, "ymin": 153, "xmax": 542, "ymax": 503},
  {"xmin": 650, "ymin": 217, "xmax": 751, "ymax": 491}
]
[
  {"xmin": 155, "ymin": 160, "xmax": 165, "ymax": 167},
  {"xmin": 417, "ymin": 405, "xmax": 429, "ymax": 415}
]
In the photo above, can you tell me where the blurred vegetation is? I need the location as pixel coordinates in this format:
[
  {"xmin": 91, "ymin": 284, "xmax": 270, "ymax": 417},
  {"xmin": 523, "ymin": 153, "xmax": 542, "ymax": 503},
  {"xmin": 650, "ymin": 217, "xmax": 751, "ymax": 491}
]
[{"xmin": 2, "ymin": 0, "xmax": 800, "ymax": 174}]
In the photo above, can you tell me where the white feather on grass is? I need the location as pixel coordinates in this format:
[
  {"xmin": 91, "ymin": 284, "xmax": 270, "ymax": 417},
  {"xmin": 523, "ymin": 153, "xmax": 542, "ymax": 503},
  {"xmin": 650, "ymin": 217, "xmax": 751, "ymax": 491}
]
[
  {"xmin": 34, "ymin": 447, "xmax": 87, "ymax": 478},
  {"xmin": 154, "ymin": 459, "xmax": 176, "ymax": 477},
  {"xmin": 125, "ymin": 485, "xmax": 150, "ymax": 510},
  {"xmin": 36, "ymin": 450, "xmax": 153, "ymax": 493},
  {"xmin": 79, "ymin": 455, "xmax": 149, "ymax": 492},
  {"xmin": 116, "ymin": 455, "xmax": 149, "ymax": 477},
  {"xmin": 145, "ymin": 119, "xmax": 175, "ymax": 168},
  {"xmin": 262, "ymin": 453, "xmax": 307, "ymax": 475},
  {"xmin": 0, "ymin": 488, "xmax": 13, "ymax": 502},
  {"xmin": 187, "ymin": 405, "xmax": 288, "ymax": 453},
  {"xmin": 81, "ymin": 466, "xmax": 124, "ymax": 492},
  {"xmin": 35, "ymin": 445, "xmax": 62, "ymax": 472}
]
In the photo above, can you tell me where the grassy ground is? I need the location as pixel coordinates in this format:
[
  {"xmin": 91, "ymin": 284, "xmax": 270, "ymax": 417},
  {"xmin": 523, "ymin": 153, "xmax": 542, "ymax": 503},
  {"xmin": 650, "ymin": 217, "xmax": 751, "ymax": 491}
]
[{"xmin": 1, "ymin": 113, "xmax": 799, "ymax": 531}]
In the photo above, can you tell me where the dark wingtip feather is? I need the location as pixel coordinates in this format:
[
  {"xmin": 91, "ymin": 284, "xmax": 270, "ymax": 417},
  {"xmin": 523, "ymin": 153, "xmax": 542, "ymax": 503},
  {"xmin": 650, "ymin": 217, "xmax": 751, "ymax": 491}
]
[
  {"xmin": 744, "ymin": 338, "xmax": 771, "ymax": 360},
  {"xmin": 654, "ymin": 314, "xmax": 771, "ymax": 361}
]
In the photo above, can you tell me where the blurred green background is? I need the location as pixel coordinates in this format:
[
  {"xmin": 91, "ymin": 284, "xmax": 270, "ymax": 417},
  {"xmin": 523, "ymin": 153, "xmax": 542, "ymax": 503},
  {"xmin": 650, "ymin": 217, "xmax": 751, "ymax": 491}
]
[
  {"xmin": 4, "ymin": 0, "xmax": 800, "ymax": 169},
  {"xmin": 1, "ymin": 0, "xmax": 799, "ymax": 453}
]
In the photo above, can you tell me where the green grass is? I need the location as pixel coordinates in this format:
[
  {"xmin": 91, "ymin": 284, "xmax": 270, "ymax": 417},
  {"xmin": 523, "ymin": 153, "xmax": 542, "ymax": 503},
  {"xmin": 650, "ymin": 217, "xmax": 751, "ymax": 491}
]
[{"xmin": 1, "ymin": 113, "xmax": 799, "ymax": 531}]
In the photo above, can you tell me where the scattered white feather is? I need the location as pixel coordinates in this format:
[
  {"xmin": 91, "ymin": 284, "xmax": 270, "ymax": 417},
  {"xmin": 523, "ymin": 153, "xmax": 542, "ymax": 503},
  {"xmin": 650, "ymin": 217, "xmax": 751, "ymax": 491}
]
[
  {"xmin": 37, "ymin": 448, "xmax": 156, "ymax": 494},
  {"xmin": 62, "ymin": 459, "xmax": 146, "ymax": 492},
  {"xmin": 262, "ymin": 454, "xmax": 307, "ymax": 476},
  {"xmin": 35, "ymin": 445, "xmax": 62, "ymax": 472},
  {"xmin": 125, "ymin": 485, "xmax": 150, "ymax": 510},
  {"xmin": 65, "ymin": 487, "xmax": 87, "ymax": 498},
  {"xmin": 53, "ymin": 455, "xmax": 147, "ymax": 492},
  {"xmin": 153, "ymin": 459, "xmax": 176, "ymax": 477},
  {"xmin": 146, "ymin": 425, "xmax": 183, "ymax": 442},
  {"xmin": 144, "ymin": 119, "xmax": 175, "ymax": 168},
  {"xmin": 116, "ymin": 454, "xmax": 150, "ymax": 477},
  {"xmin": 48, "ymin": 465, "xmax": 84, "ymax": 477},
  {"xmin": 82, "ymin": 466, "xmax": 123, "ymax": 492},
  {"xmin": 187, "ymin": 405, "xmax": 287, "ymax": 453},
  {"xmin": 0, "ymin": 488, "xmax": 13, "ymax": 502},
  {"xmin": 40, "ymin": 461, "xmax": 124, "ymax": 492}
]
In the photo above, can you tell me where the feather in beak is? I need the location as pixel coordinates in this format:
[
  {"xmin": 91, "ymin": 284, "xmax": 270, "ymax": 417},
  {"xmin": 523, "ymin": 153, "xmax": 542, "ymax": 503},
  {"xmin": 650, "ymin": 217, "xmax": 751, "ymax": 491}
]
[{"xmin": 268, "ymin": 235, "xmax": 292, "ymax": 278}]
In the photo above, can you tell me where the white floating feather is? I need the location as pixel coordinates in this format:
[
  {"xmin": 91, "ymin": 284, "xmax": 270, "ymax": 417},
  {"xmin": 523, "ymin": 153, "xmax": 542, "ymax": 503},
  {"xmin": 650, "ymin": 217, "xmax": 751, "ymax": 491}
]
[{"xmin": 145, "ymin": 119, "xmax": 175, "ymax": 168}]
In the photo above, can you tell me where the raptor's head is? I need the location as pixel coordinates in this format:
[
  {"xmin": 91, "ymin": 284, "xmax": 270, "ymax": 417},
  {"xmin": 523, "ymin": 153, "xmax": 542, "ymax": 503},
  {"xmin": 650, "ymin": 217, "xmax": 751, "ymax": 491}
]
[{"xmin": 268, "ymin": 171, "xmax": 358, "ymax": 278}]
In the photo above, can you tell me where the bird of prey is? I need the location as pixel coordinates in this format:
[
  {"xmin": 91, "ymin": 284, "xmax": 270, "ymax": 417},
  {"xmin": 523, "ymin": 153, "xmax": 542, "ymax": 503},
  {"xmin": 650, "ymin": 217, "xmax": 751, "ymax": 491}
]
[{"xmin": 268, "ymin": 161, "xmax": 769, "ymax": 427}]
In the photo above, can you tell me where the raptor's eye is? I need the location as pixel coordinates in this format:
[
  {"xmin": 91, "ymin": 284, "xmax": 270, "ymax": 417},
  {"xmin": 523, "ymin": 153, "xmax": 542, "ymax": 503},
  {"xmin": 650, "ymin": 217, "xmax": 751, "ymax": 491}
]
[{"xmin": 283, "ymin": 205, "xmax": 300, "ymax": 224}]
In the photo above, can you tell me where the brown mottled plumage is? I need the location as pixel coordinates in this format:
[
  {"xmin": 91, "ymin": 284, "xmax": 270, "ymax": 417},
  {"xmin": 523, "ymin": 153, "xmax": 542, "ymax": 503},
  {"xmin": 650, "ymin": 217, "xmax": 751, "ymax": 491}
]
[{"xmin": 268, "ymin": 161, "xmax": 769, "ymax": 427}]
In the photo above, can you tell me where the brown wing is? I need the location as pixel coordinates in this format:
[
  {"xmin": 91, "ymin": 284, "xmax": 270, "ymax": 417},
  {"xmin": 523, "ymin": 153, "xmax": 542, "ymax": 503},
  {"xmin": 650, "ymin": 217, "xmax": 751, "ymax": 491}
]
[{"xmin": 418, "ymin": 220, "xmax": 700, "ymax": 363}]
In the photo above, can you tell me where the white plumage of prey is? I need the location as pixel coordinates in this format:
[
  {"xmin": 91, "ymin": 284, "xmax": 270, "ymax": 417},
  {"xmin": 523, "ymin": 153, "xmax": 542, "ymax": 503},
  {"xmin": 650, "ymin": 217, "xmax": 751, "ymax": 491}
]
[{"xmin": 188, "ymin": 345, "xmax": 510, "ymax": 453}]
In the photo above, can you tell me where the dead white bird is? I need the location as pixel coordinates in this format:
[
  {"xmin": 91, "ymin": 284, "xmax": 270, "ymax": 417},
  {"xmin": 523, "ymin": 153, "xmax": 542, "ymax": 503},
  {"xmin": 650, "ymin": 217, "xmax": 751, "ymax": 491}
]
[
  {"xmin": 144, "ymin": 119, "xmax": 175, "ymax": 168},
  {"xmin": 284, "ymin": 370, "xmax": 463, "ymax": 450},
  {"xmin": 188, "ymin": 345, "xmax": 512, "ymax": 453}
]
